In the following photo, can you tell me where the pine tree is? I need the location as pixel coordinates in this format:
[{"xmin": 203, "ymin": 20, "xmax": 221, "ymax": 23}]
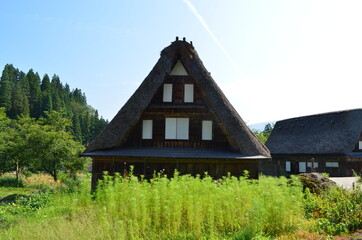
[
  {"xmin": 41, "ymin": 92, "xmax": 53, "ymax": 116},
  {"xmin": 0, "ymin": 65, "xmax": 17, "ymax": 112},
  {"xmin": 9, "ymin": 82, "xmax": 30, "ymax": 118},
  {"xmin": 26, "ymin": 69, "xmax": 41, "ymax": 118},
  {"xmin": 72, "ymin": 113, "xmax": 82, "ymax": 142},
  {"xmin": 41, "ymin": 74, "xmax": 51, "ymax": 92}
]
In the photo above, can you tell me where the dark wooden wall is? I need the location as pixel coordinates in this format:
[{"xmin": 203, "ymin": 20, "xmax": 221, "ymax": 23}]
[
  {"xmin": 91, "ymin": 156, "xmax": 259, "ymax": 189},
  {"xmin": 122, "ymin": 75, "xmax": 233, "ymax": 150},
  {"xmin": 260, "ymin": 155, "xmax": 362, "ymax": 177}
]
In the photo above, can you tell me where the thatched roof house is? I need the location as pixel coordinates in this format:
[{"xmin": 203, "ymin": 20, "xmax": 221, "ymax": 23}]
[
  {"xmin": 263, "ymin": 109, "xmax": 362, "ymax": 176},
  {"xmin": 82, "ymin": 37, "xmax": 270, "ymax": 188}
]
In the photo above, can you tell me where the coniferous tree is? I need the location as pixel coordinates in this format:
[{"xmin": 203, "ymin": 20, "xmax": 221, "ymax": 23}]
[
  {"xmin": 26, "ymin": 69, "xmax": 41, "ymax": 118},
  {"xmin": 0, "ymin": 65, "xmax": 16, "ymax": 112},
  {"xmin": 9, "ymin": 83, "xmax": 30, "ymax": 118},
  {"xmin": 0, "ymin": 64, "xmax": 109, "ymax": 145},
  {"xmin": 72, "ymin": 113, "xmax": 82, "ymax": 142}
]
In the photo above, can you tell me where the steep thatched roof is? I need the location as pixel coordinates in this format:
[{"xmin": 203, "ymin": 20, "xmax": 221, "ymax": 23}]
[
  {"xmin": 84, "ymin": 38, "xmax": 270, "ymax": 158},
  {"xmin": 266, "ymin": 109, "xmax": 362, "ymax": 155}
]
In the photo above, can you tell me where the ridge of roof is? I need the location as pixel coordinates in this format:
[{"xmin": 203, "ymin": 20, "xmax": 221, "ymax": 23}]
[
  {"xmin": 84, "ymin": 38, "xmax": 270, "ymax": 158},
  {"xmin": 277, "ymin": 108, "xmax": 362, "ymax": 124}
]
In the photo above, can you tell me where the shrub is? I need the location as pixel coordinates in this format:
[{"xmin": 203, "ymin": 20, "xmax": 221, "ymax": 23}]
[
  {"xmin": 0, "ymin": 176, "xmax": 24, "ymax": 188},
  {"xmin": 304, "ymin": 185, "xmax": 362, "ymax": 235}
]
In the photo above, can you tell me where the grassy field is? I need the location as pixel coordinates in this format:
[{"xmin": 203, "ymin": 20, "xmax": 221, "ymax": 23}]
[{"xmin": 0, "ymin": 172, "xmax": 361, "ymax": 240}]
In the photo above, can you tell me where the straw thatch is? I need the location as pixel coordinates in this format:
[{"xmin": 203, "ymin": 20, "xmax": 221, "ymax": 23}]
[
  {"xmin": 84, "ymin": 38, "xmax": 270, "ymax": 158},
  {"xmin": 266, "ymin": 109, "xmax": 362, "ymax": 155}
]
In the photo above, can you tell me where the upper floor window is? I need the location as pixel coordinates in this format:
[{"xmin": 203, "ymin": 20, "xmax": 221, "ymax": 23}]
[
  {"xmin": 184, "ymin": 84, "xmax": 194, "ymax": 103},
  {"xmin": 163, "ymin": 84, "xmax": 172, "ymax": 102},
  {"xmin": 202, "ymin": 120, "xmax": 212, "ymax": 140},
  {"xmin": 142, "ymin": 120, "xmax": 153, "ymax": 139},
  {"xmin": 165, "ymin": 118, "xmax": 189, "ymax": 140}
]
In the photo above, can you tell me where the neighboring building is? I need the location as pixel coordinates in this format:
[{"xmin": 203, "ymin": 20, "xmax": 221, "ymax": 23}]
[
  {"xmin": 263, "ymin": 109, "xmax": 362, "ymax": 177},
  {"xmin": 82, "ymin": 37, "xmax": 270, "ymax": 189}
]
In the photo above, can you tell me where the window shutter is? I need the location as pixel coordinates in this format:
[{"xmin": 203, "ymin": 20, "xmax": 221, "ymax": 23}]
[
  {"xmin": 184, "ymin": 84, "xmax": 194, "ymax": 103},
  {"xmin": 163, "ymin": 84, "xmax": 172, "ymax": 102},
  {"xmin": 142, "ymin": 120, "xmax": 153, "ymax": 139},
  {"xmin": 176, "ymin": 118, "xmax": 189, "ymax": 140},
  {"xmin": 202, "ymin": 120, "xmax": 212, "ymax": 140},
  {"xmin": 165, "ymin": 118, "xmax": 177, "ymax": 139}
]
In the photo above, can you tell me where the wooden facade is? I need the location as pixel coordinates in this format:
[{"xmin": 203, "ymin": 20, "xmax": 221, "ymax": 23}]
[
  {"xmin": 82, "ymin": 38, "xmax": 270, "ymax": 189},
  {"xmin": 122, "ymin": 75, "xmax": 232, "ymax": 150},
  {"xmin": 264, "ymin": 109, "xmax": 362, "ymax": 177},
  {"xmin": 91, "ymin": 156, "xmax": 259, "ymax": 189}
]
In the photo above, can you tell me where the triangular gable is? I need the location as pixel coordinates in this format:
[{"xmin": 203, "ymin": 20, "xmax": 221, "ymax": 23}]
[
  {"xmin": 170, "ymin": 60, "xmax": 188, "ymax": 76},
  {"xmin": 84, "ymin": 39, "xmax": 270, "ymax": 158}
]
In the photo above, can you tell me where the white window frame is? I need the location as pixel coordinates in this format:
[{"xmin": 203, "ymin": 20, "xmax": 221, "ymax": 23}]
[
  {"xmin": 165, "ymin": 118, "xmax": 189, "ymax": 140},
  {"xmin": 142, "ymin": 120, "xmax": 153, "ymax": 139},
  {"xmin": 285, "ymin": 161, "xmax": 291, "ymax": 172},
  {"xmin": 326, "ymin": 162, "xmax": 339, "ymax": 168},
  {"xmin": 184, "ymin": 84, "xmax": 194, "ymax": 103},
  {"xmin": 163, "ymin": 84, "xmax": 172, "ymax": 102},
  {"xmin": 202, "ymin": 120, "xmax": 212, "ymax": 140}
]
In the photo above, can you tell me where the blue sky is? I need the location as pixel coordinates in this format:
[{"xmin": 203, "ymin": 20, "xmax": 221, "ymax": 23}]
[{"xmin": 1, "ymin": 1, "xmax": 362, "ymax": 124}]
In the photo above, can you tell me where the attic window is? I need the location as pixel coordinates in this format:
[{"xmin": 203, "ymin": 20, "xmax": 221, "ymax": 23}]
[
  {"xmin": 170, "ymin": 61, "xmax": 188, "ymax": 76},
  {"xmin": 202, "ymin": 120, "xmax": 212, "ymax": 140},
  {"xmin": 163, "ymin": 84, "xmax": 172, "ymax": 102},
  {"xmin": 142, "ymin": 120, "xmax": 153, "ymax": 139},
  {"xmin": 165, "ymin": 118, "xmax": 189, "ymax": 140},
  {"xmin": 184, "ymin": 84, "xmax": 194, "ymax": 103}
]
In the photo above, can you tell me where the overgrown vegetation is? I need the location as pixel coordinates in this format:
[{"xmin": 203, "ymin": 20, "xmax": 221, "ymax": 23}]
[{"xmin": 1, "ymin": 172, "xmax": 361, "ymax": 239}]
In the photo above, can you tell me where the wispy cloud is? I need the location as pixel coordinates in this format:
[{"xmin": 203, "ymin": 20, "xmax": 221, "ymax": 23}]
[{"xmin": 183, "ymin": 0, "xmax": 243, "ymax": 76}]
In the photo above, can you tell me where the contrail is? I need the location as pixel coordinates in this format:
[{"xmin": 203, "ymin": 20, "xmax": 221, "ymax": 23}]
[{"xmin": 183, "ymin": 0, "xmax": 243, "ymax": 76}]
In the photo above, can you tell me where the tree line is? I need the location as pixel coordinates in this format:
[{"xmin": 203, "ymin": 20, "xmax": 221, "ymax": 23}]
[{"xmin": 0, "ymin": 64, "xmax": 108, "ymax": 145}]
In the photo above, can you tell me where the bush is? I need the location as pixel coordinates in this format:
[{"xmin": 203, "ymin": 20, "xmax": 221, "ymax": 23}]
[
  {"xmin": 304, "ymin": 185, "xmax": 362, "ymax": 235},
  {"xmin": 0, "ymin": 176, "xmax": 24, "ymax": 188}
]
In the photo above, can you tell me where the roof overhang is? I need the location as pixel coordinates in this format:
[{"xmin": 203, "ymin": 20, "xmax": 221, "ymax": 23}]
[{"xmin": 81, "ymin": 148, "xmax": 269, "ymax": 160}]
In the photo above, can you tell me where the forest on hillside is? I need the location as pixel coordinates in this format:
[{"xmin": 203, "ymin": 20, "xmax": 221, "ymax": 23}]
[{"xmin": 0, "ymin": 64, "xmax": 108, "ymax": 145}]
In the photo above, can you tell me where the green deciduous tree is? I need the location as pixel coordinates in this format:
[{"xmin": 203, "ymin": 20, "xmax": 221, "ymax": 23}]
[{"xmin": 28, "ymin": 111, "xmax": 87, "ymax": 181}]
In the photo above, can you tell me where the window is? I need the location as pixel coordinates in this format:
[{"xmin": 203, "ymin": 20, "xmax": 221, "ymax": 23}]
[
  {"xmin": 299, "ymin": 162, "xmax": 306, "ymax": 173},
  {"xmin": 170, "ymin": 60, "xmax": 188, "ymax": 76},
  {"xmin": 202, "ymin": 120, "xmax": 212, "ymax": 140},
  {"xmin": 165, "ymin": 118, "xmax": 189, "ymax": 140},
  {"xmin": 285, "ymin": 161, "xmax": 291, "ymax": 172},
  {"xmin": 326, "ymin": 162, "xmax": 339, "ymax": 168},
  {"xmin": 359, "ymin": 141, "xmax": 362, "ymax": 150},
  {"xmin": 163, "ymin": 84, "xmax": 172, "ymax": 102},
  {"xmin": 142, "ymin": 120, "xmax": 153, "ymax": 139},
  {"xmin": 184, "ymin": 84, "xmax": 194, "ymax": 103},
  {"xmin": 307, "ymin": 162, "xmax": 319, "ymax": 168}
]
